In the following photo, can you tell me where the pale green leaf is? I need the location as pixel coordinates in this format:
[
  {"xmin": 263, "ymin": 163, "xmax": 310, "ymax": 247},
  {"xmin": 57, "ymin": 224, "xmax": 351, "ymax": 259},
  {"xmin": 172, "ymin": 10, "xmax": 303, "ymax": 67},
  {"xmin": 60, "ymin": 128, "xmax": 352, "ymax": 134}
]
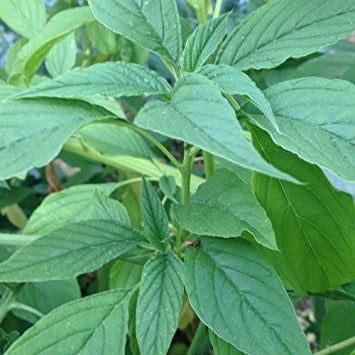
[
  {"xmin": 184, "ymin": 237, "xmax": 310, "ymax": 355},
  {"xmin": 79, "ymin": 122, "xmax": 152, "ymax": 160},
  {"xmin": 199, "ymin": 64, "xmax": 278, "ymax": 132},
  {"xmin": 24, "ymin": 185, "xmax": 130, "ymax": 236},
  {"xmin": 5, "ymin": 38, "xmax": 28, "ymax": 75},
  {"xmin": 9, "ymin": 7, "xmax": 94, "ymax": 86},
  {"xmin": 217, "ymin": 0, "xmax": 355, "ymax": 70},
  {"xmin": 141, "ymin": 178, "xmax": 170, "ymax": 249},
  {"xmin": 0, "ymin": 99, "xmax": 111, "ymax": 181},
  {"xmin": 46, "ymin": 33, "xmax": 77, "ymax": 78},
  {"xmin": 136, "ymin": 252, "xmax": 184, "ymax": 355},
  {"xmin": 0, "ymin": 0, "xmax": 46, "ymax": 39},
  {"xmin": 6, "ymin": 289, "xmax": 132, "ymax": 355},
  {"xmin": 251, "ymin": 126, "xmax": 355, "ymax": 293},
  {"xmin": 135, "ymin": 73, "xmax": 296, "ymax": 182},
  {"xmin": 13, "ymin": 61, "xmax": 171, "ymax": 99},
  {"xmin": 88, "ymin": 0, "xmax": 182, "ymax": 64},
  {"xmin": 245, "ymin": 77, "xmax": 355, "ymax": 181},
  {"xmin": 0, "ymin": 219, "xmax": 144, "ymax": 282},
  {"xmin": 0, "ymin": 84, "xmax": 23, "ymax": 100},
  {"xmin": 110, "ymin": 260, "xmax": 143, "ymax": 290},
  {"xmin": 182, "ymin": 15, "xmax": 228, "ymax": 72},
  {"xmin": 209, "ymin": 330, "xmax": 243, "ymax": 355},
  {"xmin": 174, "ymin": 168, "xmax": 277, "ymax": 249}
]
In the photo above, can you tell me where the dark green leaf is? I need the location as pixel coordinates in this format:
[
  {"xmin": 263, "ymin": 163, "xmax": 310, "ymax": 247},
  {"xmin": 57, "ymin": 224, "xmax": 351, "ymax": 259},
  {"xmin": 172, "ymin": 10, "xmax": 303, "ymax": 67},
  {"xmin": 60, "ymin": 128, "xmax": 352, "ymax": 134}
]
[
  {"xmin": 209, "ymin": 330, "xmax": 243, "ymax": 355},
  {"xmin": 110, "ymin": 260, "xmax": 143, "ymax": 290},
  {"xmin": 0, "ymin": 187, "xmax": 32, "ymax": 209}
]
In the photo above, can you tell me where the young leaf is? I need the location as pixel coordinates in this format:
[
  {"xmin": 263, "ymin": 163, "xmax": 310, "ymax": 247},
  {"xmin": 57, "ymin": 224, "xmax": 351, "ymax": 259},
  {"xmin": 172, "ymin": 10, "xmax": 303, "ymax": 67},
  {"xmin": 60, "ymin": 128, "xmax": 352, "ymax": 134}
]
[
  {"xmin": 217, "ymin": 0, "xmax": 355, "ymax": 70},
  {"xmin": 6, "ymin": 289, "xmax": 132, "ymax": 355},
  {"xmin": 245, "ymin": 77, "xmax": 355, "ymax": 181},
  {"xmin": 136, "ymin": 252, "xmax": 184, "ymax": 355},
  {"xmin": 199, "ymin": 64, "xmax": 278, "ymax": 132},
  {"xmin": 174, "ymin": 168, "xmax": 276, "ymax": 249},
  {"xmin": 0, "ymin": 0, "xmax": 46, "ymax": 39},
  {"xmin": 9, "ymin": 7, "xmax": 94, "ymax": 86},
  {"xmin": 0, "ymin": 219, "xmax": 144, "ymax": 282},
  {"xmin": 182, "ymin": 15, "xmax": 228, "ymax": 72},
  {"xmin": 88, "ymin": 0, "xmax": 182, "ymax": 64},
  {"xmin": 45, "ymin": 33, "xmax": 77, "ymax": 78},
  {"xmin": 251, "ymin": 126, "xmax": 355, "ymax": 293},
  {"xmin": 183, "ymin": 237, "xmax": 310, "ymax": 355},
  {"xmin": 0, "ymin": 99, "xmax": 111, "ymax": 181},
  {"xmin": 209, "ymin": 330, "xmax": 243, "ymax": 355},
  {"xmin": 79, "ymin": 123, "xmax": 152, "ymax": 160},
  {"xmin": 135, "ymin": 73, "xmax": 296, "ymax": 182},
  {"xmin": 24, "ymin": 185, "xmax": 130, "ymax": 236},
  {"xmin": 110, "ymin": 260, "xmax": 143, "ymax": 290},
  {"xmin": 13, "ymin": 61, "xmax": 171, "ymax": 100},
  {"xmin": 141, "ymin": 178, "xmax": 170, "ymax": 249}
]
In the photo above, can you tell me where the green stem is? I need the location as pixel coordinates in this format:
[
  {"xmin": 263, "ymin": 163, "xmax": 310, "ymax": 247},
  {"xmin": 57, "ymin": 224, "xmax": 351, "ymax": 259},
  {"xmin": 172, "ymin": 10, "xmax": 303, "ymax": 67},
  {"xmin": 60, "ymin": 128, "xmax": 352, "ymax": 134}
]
[
  {"xmin": 0, "ymin": 233, "xmax": 39, "ymax": 247},
  {"xmin": 226, "ymin": 93, "xmax": 241, "ymax": 111},
  {"xmin": 213, "ymin": 0, "xmax": 223, "ymax": 18},
  {"xmin": 187, "ymin": 322, "xmax": 207, "ymax": 355},
  {"xmin": 9, "ymin": 302, "xmax": 45, "ymax": 319},
  {"xmin": 203, "ymin": 151, "xmax": 215, "ymax": 179},
  {"xmin": 313, "ymin": 336, "xmax": 355, "ymax": 355},
  {"xmin": 0, "ymin": 285, "xmax": 23, "ymax": 323}
]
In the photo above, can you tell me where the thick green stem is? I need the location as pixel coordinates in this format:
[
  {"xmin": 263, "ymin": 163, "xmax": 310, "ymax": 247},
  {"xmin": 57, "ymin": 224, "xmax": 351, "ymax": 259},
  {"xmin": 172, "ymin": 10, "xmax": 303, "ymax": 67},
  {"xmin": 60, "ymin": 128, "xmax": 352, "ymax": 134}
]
[
  {"xmin": 213, "ymin": 0, "xmax": 223, "ymax": 18},
  {"xmin": 313, "ymin": 336, "xmax": 355, "ymax": 355},
  {"xmin": 203, "ymin": 151, "xmax": 215, "ymax": 179},
  {"xmin": 0, "ymin": 285, "xmax": 23, "ymax": 323},
  {"xmin": 187, "ymin": 322, "xmax": 207, "ymax": 355}
]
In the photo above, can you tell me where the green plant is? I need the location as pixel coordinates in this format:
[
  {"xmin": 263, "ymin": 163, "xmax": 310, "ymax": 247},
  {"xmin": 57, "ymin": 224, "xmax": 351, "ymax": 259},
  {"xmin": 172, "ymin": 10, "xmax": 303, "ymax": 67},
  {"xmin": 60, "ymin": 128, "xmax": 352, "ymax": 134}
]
[{"xmin": 0, "ymin": 0, "xmax": 354, "ymax": 354}]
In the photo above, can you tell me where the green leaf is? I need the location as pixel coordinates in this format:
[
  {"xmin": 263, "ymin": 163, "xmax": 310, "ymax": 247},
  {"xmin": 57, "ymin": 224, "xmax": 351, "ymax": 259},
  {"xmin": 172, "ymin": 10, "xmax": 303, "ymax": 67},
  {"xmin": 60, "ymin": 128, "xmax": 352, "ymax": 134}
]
[
  {"xmin": 45, "ymin": 33, "xmax": 77, "ymax": 78},
  {"xmin": 245, "ymin": 77, "xmax": 355, "ymax": 182},
  {"xmin": 174, "ymin": 168, "xmax": 276, "ymax": 249},
  {"xmin": 0, "ymin": 219, "xmax": 144, "ymax": 282},
  {"xmin": 5, "ymin": 38, "xmax": 28, "ymax": 75},
  {"xmin": 251, "ymin": 126, "xmax": 355, "ymax": 293},
  {"xmin": 14, "ymin": 280, "xmax": 81, "ymax": 323},
  {"xmin": 135, "ymin": 73, "xmax": 296, "ymax": 182},
  {"xmin": 209, "ymin": 330, "xmax": 243, "ymax": 355},
  {"xmin": 0, "ymin": 84, "xmax": 23, "ymax": 100},
  {"xmin": 320, "ymin": 300, "xmax": 355, "ymax": 355},
  {"xmin": 217, "ymin": 0, "xmax": 355, "ymax": 70},
  {"xmin": 79, "ymin": 122, "xmax": 152, "ymax": 160},
  {"xmin": 184, "ymin": 237, "xmax": 310, "ymax": 355},
  {"xmin": 136, "ymin": 252, "xmax": 184, "ymax": 355},
  {"xmin": 13, "ymin": 61, "xmax": 171, "ymax": 99},
  {"xmin": 199, "ymin": 64, "xmax": 278, "ymax": 132},
  {"xmin": 182, "ymin": 15, "xmax": 228, "ymax": 72},
  {"xmin": 9, "ymin": 7, "xmax": 94, "ymax": 86},
  {"xmin": 24, "ymin": 185, "xmax": 129, "ymax": 236},
  {"xmin": 6, "ymin": 289, "xmax": 132, "ymax": 355},
  {"xmin": 141, "ymin": 178, "xmax": 170, "ymax": 249},
  {"xmin": 159, "ymin": 175, "xmax": 177, "ymax": 203},
  {"xmin": 0, "ymin": 0, "xmax": 46, "ymax": 39},
  {"xmin": 110, "ymin": 260, "xmax": 143, "ymax": 290},
  {"xmin": 0, "ymin": 99, "xmax": 111, "ymax": 181},
  {"xmin": 0, "ymin": 186, "xmax": 32, "ymax": 209},
  {"xmin": 88, "ymin": 0, "xmax": 182, "ymax": 64}
]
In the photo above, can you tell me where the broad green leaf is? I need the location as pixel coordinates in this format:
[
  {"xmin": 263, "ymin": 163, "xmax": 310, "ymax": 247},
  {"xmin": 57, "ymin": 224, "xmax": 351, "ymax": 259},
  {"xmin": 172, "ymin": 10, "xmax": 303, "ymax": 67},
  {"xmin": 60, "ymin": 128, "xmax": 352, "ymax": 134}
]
[
  {"xmin": 88, "ymin": 0, "xmax": 182, "ymax": 64},
  {"xmin": 199, "ymin": 64, "xmax": 278, "ymax": 131},
  {"xmin": 0, "ymin": 186, "xmax": 32, "ymax": 209},
  {"xmin": 24, "ymin": 185, "xmax": 130, "ymax": 236},
  {"xmin": 0, "ymin": 0, "xmax": 46, "ymax": 39},
  {"xmin": 135, "ymin": 73, "xmax": 296, "ymax": 182},
  {"xmin": 182, "ymin": 15, "xmax": 228, "ymax": 72},
  {"xmin": 45, "ymin": 33, "xmax": 77, "ymax": 78},
  {"xmin": 13, "ymin": 62, "xmax": 171, "ymax": 99},
  {"xmin": 184, "ymin": 237, "xmax": 310, "ymax": 355},
  {"xmin": 159, "ymin": 175, "xmax": 177, "ymax": 203},
  {"xmin": 0, "ymin": 99, "xmax": 111, "ymax": 181},
  {"xmin": 14, "ymin": 280, "xmax": 81, "ymax": 323},
  {"xmin": 251, "ymin": 126, "xmax": 355, "ymax": 293},
  {"xmin": 79, "ymin": 122, "xmax": 152, "ymax": 160},
  {"xmin": 319, "ymin": 300, "xmax": 355, "ymax": 355},
  {"xmin": 0, "ymin": 219, "xmax": 144, "ymax": 282},
  {"xmin": 136, "ymin": 252, "xmax": 184, "ymax": 355},
  {"xmin": 209, "ymin": 330, "xmax": 243, "ymax": 355},
  {"xmin": 214, "ymin": 157, "xmax": 252, "ymax": 186},
  {"xmin": 110, "ymin": 260, "xmax": 143, "ymax": 290},
  {"xmin": 9, "ymin": 7, "xmax": 94, "ymax": 86},
  {"xmin": 245, "ymin": 77, "xmax": 355, "ymax": 182},
  {"xmin": 6, "ymin": 289, "xmax": 132, "ymax": 355},
  {"xmin": 217, "ymin": 0, "xmax": 355, "ymax": 70},
  {"xmin": 141, "ymin": 178, "xmax": 170, "ymax": 249},
  {"xmin": 174, "ymin": 168, "xmax": 277, "ymax": 249},
  {"xmin": 5, "ymin": 38, "xmax": 28, "ymax": 75},
  {"xmin": 0, "ymin": 84, "xmax": 22, "ymax": 100}
]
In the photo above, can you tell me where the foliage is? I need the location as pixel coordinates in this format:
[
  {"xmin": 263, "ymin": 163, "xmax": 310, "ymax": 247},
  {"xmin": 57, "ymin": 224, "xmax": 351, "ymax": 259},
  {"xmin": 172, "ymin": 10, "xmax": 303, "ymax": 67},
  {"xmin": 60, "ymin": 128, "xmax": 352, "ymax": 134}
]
[{"xmin": 0, "ymin": 0, "xmax": 354, "ymax": 354}]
